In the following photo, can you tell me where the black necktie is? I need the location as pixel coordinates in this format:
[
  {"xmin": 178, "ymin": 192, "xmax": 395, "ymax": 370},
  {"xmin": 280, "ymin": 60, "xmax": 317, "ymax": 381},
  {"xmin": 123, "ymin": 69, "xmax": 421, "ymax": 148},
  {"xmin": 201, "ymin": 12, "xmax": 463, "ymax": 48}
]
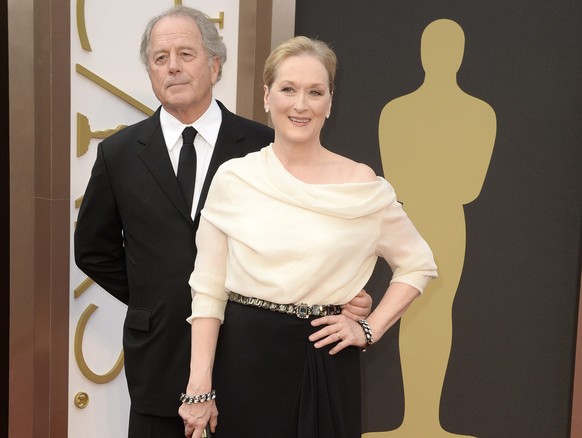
[{"xmin": 177, "ymin": 126, "xmax": 197, "ymax": 212}]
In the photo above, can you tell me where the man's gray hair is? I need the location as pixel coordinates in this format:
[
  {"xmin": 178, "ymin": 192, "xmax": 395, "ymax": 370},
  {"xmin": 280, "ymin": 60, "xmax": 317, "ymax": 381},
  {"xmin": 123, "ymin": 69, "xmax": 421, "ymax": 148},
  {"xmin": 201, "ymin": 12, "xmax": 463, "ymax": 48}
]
[{"xmin": 139, "ymin": 5, "xmax": 227, "ymax": 81}]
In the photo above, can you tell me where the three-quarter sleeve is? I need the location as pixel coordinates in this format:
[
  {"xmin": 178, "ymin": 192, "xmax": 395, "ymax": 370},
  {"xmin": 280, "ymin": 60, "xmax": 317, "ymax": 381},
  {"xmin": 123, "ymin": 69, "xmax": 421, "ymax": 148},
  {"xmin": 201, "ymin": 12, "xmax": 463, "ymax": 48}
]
[
  {"xmin": 187, "ymin": 216, "xmax": 229, "ymax": 323},
  {"xmin": 376, "ymin": 197, "xmax": 438, "ymax": 293},
  {"xmin": 188, "ymin": 147, "xmax": 437, "ymax": 317}
]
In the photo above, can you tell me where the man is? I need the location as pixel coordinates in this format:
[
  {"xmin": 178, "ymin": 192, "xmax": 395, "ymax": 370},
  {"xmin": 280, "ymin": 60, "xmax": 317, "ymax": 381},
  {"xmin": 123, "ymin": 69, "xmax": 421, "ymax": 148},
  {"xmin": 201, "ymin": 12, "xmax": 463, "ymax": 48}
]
[{"xmin": 75, "ymin": 6, "xmax": 371, "ymax": 437}]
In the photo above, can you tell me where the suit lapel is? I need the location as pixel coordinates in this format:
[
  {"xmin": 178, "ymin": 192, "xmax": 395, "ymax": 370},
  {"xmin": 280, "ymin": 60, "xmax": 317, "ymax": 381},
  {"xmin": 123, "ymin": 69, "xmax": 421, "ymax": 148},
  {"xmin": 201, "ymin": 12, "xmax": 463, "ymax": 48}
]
[
  {"xmin": 138, "ymin": 109, "xmax": 193, "ymax": 225},
  {"xmin": 195, "ymin": 102, "xmax": 246, "ymax": 222}
]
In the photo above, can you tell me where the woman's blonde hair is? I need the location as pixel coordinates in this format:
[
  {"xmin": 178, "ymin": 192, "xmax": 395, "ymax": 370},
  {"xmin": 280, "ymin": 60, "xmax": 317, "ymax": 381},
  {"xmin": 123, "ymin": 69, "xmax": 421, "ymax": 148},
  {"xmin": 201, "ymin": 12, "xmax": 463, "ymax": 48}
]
[{"xmin": 263, "ymin": 36, "xmax": 337, "ymax": 93}]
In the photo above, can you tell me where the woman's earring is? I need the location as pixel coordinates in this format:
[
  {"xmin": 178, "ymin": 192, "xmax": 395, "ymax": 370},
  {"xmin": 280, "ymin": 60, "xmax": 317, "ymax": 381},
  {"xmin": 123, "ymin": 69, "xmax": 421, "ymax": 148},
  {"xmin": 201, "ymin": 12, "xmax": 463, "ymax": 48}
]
[
  {"xmin": 326, "ymin": 114, "xmax": 330, "ymax": 119},
  {"xmin": 265, "ymin": 107, "xmax": 269, "ymax": 113}
]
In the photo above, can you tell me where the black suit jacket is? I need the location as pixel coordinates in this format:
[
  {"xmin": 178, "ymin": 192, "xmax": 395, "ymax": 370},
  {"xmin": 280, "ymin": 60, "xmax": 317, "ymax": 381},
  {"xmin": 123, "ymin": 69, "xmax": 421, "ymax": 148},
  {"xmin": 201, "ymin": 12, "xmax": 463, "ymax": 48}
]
[{"xmin": 74, "ymin": 102, "xmax": 274, "ymax": 416}]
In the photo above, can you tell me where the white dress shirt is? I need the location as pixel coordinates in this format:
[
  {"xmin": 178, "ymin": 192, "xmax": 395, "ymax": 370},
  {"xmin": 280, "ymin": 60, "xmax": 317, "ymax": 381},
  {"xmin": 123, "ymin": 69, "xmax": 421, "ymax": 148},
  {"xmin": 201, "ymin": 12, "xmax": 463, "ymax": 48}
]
[{"xmin": 160, "ymin": 100, "xmax": 222, "ymax": 218}]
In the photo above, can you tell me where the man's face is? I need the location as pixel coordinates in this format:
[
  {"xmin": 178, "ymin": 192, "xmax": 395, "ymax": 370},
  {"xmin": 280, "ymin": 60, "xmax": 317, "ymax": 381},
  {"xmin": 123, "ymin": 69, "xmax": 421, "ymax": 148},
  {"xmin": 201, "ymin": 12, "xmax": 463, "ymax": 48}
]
[{"xmin": 147, "ymin": 15, "xmax": 220, "ymax": 123}]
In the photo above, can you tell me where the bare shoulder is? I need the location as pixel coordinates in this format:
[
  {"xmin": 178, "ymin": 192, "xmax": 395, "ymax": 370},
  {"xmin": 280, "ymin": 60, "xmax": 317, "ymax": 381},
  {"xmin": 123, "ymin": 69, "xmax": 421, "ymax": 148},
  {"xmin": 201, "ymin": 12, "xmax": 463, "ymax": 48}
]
[
  {"xmin": 329, "ymin": 152, "xmax": 377, "ymax": 183},
  {"xmin": 350, "ymin": 162, "xmax": 378, "ymax": 182}
]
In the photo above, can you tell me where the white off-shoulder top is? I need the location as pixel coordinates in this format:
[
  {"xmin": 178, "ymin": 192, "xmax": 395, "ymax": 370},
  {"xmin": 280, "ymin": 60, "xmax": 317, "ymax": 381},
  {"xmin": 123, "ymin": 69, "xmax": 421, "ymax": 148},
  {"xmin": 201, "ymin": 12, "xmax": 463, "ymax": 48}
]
[{"xmin": 188, "ymin": 145, "xmax": 437, "ymax": 322}]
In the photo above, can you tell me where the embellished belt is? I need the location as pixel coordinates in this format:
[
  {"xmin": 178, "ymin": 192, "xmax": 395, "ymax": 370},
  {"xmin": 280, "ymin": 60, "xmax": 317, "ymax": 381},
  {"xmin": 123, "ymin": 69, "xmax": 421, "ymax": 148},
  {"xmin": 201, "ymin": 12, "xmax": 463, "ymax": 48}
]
[{"xmin": 228, "ymin": 292, "xmax": 342, "ymax": 319}]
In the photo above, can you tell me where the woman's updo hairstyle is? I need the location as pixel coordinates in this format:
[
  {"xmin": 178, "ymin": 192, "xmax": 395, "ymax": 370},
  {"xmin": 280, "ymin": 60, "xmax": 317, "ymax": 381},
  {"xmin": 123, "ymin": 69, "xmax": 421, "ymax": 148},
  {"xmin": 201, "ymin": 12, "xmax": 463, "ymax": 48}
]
[{"xmin": 263, "ymin": 36, "xmax": 337, "ymax": 93}]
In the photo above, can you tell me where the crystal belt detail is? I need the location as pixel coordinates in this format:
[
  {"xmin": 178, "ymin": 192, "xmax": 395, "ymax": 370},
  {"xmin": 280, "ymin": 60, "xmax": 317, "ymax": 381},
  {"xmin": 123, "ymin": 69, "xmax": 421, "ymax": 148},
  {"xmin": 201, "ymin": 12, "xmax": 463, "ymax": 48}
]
[{"xmin": 228, "ymin": 292, "xmax": 342, "ymax": 319}]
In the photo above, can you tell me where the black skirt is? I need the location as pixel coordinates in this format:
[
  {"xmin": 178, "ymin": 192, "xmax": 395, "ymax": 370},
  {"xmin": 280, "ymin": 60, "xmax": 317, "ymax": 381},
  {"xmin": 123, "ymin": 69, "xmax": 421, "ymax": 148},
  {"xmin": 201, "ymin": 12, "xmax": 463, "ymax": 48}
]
[{"xmin": 212, "ymin": 300, "xmax": 361, "ymax": 438}]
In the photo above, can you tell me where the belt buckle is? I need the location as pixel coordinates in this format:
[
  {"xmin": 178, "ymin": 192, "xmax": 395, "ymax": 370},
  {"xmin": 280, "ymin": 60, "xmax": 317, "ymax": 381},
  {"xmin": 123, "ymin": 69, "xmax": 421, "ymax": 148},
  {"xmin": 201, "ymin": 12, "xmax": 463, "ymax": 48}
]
[{"xmin": 295, "ymin": 303, "xmax": 311, "ymax": 319}]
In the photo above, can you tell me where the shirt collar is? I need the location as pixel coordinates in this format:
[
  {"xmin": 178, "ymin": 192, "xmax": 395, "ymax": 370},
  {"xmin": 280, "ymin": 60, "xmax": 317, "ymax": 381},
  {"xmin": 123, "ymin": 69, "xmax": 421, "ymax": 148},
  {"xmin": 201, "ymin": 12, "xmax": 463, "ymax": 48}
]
[{"xmin": 160, "ymin": 99, "xmax": 222, "ymax": 151}]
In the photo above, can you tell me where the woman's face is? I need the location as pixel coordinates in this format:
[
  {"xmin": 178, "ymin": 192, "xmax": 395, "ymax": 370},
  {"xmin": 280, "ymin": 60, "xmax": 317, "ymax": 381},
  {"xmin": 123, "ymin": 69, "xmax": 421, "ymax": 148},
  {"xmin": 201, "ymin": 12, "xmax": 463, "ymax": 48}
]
[{"xmin": 264, "ymin": 54, "xmax": 332, "ymax": 146}]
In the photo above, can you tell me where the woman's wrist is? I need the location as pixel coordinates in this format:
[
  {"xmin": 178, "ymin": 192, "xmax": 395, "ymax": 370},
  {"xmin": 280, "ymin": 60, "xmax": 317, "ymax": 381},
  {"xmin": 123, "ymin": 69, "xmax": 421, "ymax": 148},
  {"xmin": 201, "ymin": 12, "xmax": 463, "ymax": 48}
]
[
  {"xmin": 184, "ymin": 379, "xmax": 213, "ymax": 401},
  {"xmin": 356, "ymin": 319, "xmax": 374, "ymax": 352},
  {"xmin": 179, "ymin": 389, "xmax": 216, "ymax": 405}
]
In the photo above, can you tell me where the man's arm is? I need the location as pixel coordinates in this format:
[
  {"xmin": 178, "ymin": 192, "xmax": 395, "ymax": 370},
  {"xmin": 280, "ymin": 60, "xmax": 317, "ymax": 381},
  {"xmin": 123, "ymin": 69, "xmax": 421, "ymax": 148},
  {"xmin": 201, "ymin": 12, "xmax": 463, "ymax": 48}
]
[
  {"xmin": 342, "ymin": 289, "xmax": 373, "ymax": 320},
  {"xmin": 74, "ymin": 143, "xmax": 130, "ymax": 304}
]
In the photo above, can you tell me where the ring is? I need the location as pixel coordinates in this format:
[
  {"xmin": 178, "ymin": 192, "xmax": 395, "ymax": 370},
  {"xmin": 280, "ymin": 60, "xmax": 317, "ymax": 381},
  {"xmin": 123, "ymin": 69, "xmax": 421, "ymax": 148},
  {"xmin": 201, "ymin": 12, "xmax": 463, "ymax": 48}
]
[{"xmin": 336, "ymin": 333, "xmax": 341, "ymax": 341}]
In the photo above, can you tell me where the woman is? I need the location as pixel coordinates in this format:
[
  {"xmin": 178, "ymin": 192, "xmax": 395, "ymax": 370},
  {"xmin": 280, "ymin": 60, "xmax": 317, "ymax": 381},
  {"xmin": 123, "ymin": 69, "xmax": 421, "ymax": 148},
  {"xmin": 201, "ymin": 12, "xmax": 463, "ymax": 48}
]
[{"xmin": 179, "ymin": 36, "xmax": 437, "ymax": 438}]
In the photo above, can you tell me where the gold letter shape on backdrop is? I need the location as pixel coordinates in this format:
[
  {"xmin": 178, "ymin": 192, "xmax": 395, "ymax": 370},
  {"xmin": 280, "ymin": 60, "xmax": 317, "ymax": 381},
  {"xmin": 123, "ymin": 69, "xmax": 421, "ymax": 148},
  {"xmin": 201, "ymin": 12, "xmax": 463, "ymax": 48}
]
[
  {"xmin": 76, "ymin": 0, "xmax": 92, "ymax": 51},
  {"xmin": 74, "ymin": 276, "xmax": 94, "ymax": 299},
  {"xmin": 74, "ymin": 304, "xmax": 125, "ymax": 384},
  {"xmin": 76, "ymin": 64, "xmax": 155, "ymax": 116},
  {"xmin": 173, "ymin": 1, "xmax": 225, "ymax": 28},
  {"xmin": 372, "ymin": 19, "xmax": 496, "ymax": 437}
]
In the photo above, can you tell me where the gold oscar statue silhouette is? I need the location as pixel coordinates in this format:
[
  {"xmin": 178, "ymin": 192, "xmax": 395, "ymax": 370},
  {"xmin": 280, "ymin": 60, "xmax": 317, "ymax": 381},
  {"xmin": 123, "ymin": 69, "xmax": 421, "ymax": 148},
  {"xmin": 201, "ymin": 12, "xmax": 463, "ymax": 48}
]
[
  {"xmin": 77, "ymin": 112, "xmax": 126, "ymax": 157},
  {"xmin": 370, "ymin": 19, "xmax": 496, "ymax": 437}
]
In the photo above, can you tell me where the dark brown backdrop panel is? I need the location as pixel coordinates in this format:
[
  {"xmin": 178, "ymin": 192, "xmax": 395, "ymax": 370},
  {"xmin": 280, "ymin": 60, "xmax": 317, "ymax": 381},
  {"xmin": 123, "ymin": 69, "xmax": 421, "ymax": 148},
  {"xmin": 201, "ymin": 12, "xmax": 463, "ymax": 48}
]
[
  {"xmin": 296, "ymin": 1, "xmax": 582, "ymax": 437},
  {"xmin": 8, "ymin": 0, "xmax": 70, "ymax": 437},
  {"xmin": 1, "ymin": 0, "xmax": 9, "ymax": 436},
  {"xmin": 236, "ymin": 0, "xmax": 273, "ymax": 124}
]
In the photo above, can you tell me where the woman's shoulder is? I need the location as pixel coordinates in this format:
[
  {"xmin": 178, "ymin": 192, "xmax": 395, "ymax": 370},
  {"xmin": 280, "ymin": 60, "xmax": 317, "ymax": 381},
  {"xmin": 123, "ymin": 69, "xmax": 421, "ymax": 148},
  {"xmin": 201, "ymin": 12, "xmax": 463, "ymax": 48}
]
[
  {"xmin": 329, "ymin": 152, "xmax": 377, "ymax": 183},
  {"xmin": 350, "ymin": 161, "xmax": 378, "ymax": 182}
]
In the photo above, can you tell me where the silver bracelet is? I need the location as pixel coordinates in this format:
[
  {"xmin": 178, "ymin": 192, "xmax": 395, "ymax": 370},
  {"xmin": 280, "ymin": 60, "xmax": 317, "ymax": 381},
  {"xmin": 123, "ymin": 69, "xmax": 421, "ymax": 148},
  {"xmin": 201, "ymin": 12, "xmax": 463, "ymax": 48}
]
[
  {"xmin": 179, "ymin": 389, "xmax": 216, "ymax": 404},
  {"xmin": 357, "ymin": 319, "xmax": 374, "ymax": 352}
]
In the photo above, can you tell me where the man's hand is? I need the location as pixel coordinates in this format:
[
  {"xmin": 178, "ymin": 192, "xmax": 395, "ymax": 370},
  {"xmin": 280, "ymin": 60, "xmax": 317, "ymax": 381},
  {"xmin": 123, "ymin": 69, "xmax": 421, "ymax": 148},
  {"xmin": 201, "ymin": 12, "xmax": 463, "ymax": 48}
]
[{"xmin": 342, "ymin": 289, "xmax": 372, "ymax": 321}]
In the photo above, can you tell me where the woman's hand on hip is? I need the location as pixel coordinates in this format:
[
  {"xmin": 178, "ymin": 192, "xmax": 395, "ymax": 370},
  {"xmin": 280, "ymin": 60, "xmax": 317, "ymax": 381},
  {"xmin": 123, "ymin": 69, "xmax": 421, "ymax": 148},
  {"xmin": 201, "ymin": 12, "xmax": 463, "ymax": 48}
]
[{"xmin": 309, "ymin": 314, "xmax": 367, "ymax": 354}]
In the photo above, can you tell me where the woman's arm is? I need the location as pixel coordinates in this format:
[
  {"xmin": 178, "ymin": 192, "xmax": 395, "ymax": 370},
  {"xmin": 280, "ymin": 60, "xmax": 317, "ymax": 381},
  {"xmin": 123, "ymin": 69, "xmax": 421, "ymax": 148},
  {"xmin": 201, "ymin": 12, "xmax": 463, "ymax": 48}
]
[
  {"xmin": 310, "ymin": 282, "xmax": 419, "ymax": 354},
  {"xmin": 311, "ymin": 188, "xmax": 436, "ymax": 353},
  {"xmin": 179, "ymin": 318, "xmax": 221, "ymax": 438},
  {"xmin": 180, "ymin": 214, "xmax": 230, "ymax": 437},
  {"xmin": 365, "ymin": 282, "xmax": 419, "ymax": 341}
]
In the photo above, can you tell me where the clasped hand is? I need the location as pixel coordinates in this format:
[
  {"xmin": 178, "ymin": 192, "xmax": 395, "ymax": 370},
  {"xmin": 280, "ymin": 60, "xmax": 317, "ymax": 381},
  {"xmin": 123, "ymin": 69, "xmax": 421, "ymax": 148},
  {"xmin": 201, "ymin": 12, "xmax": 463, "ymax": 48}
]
[{"xmin": 178, "ymin": 400, "xmax": 217, "ymax": 438}]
